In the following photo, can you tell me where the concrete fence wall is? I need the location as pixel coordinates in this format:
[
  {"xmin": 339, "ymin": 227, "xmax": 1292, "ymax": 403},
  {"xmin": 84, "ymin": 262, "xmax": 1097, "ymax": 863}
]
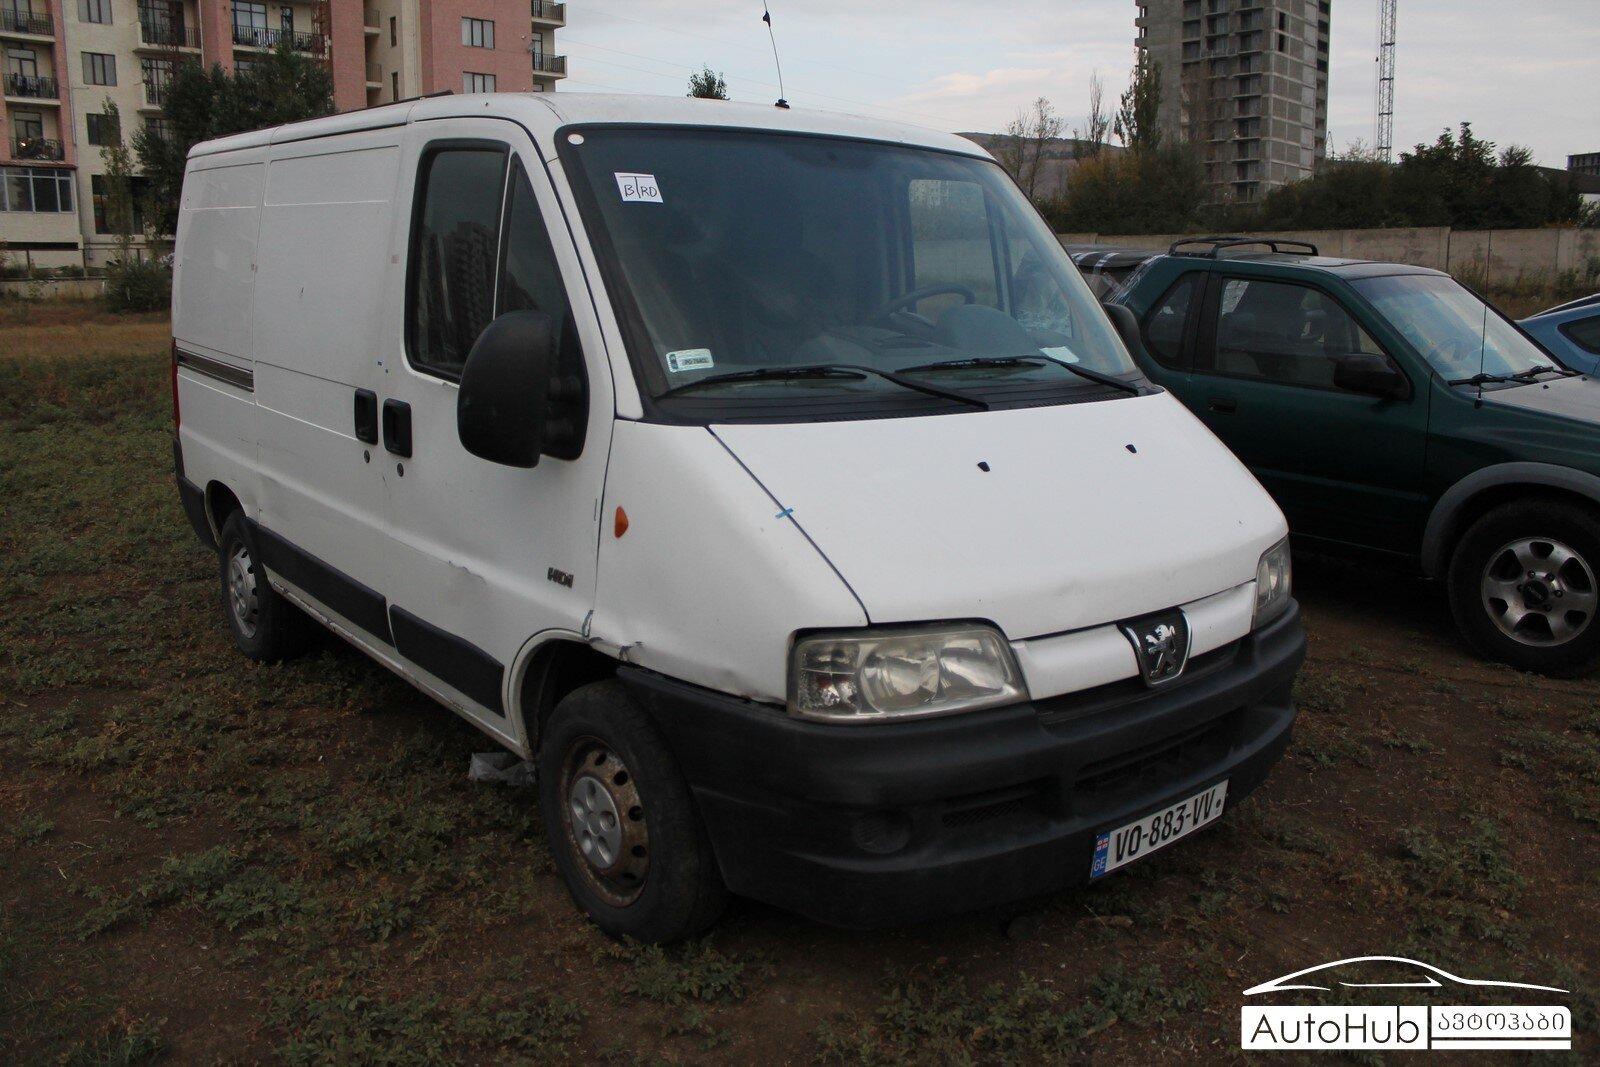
[
  {"xmin": 1057, "ymin": 226, "xmax": 1600, "ymax": 285},
  {"xmin": 0, "ymin": 278, "xmax": 108, "ymax": 300}
]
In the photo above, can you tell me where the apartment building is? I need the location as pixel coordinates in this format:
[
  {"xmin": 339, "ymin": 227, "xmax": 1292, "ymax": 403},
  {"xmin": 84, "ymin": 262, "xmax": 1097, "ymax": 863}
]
[
  {"xmin": 1, "ymin": 0, "xmax": 564, "ymax": 267},
  {"xmin": 1135, "ymin": 0, "xmax": 1329, "ymax": 203}
]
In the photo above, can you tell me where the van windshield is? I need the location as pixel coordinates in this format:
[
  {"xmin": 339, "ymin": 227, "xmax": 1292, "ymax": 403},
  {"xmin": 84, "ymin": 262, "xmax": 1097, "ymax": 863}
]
[
  {"xmin": 562, "ymin": 127, "xmax": 1135, "ymax": 414},
  {"xmin": 1351, "ymin": 273, "xmax": 1564, "ymax": 381}
]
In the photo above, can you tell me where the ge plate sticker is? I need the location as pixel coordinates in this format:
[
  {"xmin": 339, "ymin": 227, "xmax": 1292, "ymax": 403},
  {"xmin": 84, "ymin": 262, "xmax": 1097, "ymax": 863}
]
[
  {"xmin": 665, "ymin": 348, "xmax": 714, "ymax": 373},
  {"xmin": 615, "ymin": 172, "xmax": 663, "ymax": 203}
]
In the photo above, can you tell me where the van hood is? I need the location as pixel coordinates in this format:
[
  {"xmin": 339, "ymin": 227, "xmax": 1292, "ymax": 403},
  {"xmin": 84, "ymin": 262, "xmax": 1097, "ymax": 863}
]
[{"xmin": 713, "ymin": 393, "xmax": 1286, "ymax": 640}]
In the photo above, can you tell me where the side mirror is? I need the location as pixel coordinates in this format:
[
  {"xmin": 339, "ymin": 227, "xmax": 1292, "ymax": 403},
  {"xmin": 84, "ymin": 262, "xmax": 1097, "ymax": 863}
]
[
  {"xmin": 1331, "ymin": 351, "xmax": 1409, "ymax": 399},
  {"xmin": 1103, "ymin": 302, "xmax": 1147, "ymax": 361},
  {"xmin": 457, "ymin": 310, "xmax": 555, "ymax": 467}
]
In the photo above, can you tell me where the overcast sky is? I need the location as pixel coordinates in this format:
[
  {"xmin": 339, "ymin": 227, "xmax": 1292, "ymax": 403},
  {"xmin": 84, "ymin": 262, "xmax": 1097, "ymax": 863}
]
[{"xmin": 558, "ymin": 1, "xmax": 1599, "ymax": 168}]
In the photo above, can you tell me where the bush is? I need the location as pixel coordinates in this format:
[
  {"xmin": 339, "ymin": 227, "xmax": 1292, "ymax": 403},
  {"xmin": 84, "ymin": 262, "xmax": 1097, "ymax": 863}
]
[{"xmin": 103, "ymin": 256, "xmax": 171, "ymax": 313}]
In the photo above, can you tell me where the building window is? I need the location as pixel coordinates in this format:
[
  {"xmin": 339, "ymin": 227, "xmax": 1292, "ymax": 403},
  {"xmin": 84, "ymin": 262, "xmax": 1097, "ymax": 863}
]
[
  {"xmin": 388, "ymin": 15, "xmax": 395, "ymax": 45},
  {"xmin": 144, "ymin": 116, "xmax": 172, "ymax": 142},
  {"xmin": 390, "ymin": 71, "xmax": 397, "ymax": 99},
  {"xmin": 530, "ymin": 30, "xmax": 543, "ymax": 57},
  {"xmin": 141, "ymin": 56, "xmax": 173, "ymax": 105},
  {"xmin": 83, "ymin": 51, "xmax": 117, "ymax": 86},
  {"xmin": 86, "ymin": 110, "xmax": 120, "ymax": 146},
  {"xmin": 463, "ymin": 71, "xmax": 495, "ymax": 93},
  {"xmin": 530, "ymin": 81, "xmax": 542, "ymax": 92},
  {"xmin": 91, "ymin": 173, "xmax": 150, "ymax": 233},
  {"xmin": 232, "ymin": 1, "xmax": 266, "ymax": 45},
  {"xmin": 461, "ymin": 17, "xmax": 493, "ymax": 48},
  {"xmin": 1, "ymin": 166, "xmax": 75, "ymax": 213},
  {"xmin": 78, "ymin": 0, "xmax": 112, "ymax": 24}
]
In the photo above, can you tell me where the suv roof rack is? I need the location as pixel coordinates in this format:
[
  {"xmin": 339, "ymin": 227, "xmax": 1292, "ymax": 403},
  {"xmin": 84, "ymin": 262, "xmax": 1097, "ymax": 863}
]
[{"xmin": 1168, "ymin": 235, "xmax": 1319, "ymax": 258}]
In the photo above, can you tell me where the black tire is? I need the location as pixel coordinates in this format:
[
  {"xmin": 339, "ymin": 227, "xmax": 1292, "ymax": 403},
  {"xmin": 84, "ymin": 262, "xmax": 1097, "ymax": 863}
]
[
  {"xmin": 1446, "ymin": 499, "xmax": 1600, "ymax": 677},
  {"xmin": 217, "ymin": 512, "xmax": 314, "ymax": 663},
  {"xmin": 538, "ymin": 679, "xmax": 727, "ymax": 942}
]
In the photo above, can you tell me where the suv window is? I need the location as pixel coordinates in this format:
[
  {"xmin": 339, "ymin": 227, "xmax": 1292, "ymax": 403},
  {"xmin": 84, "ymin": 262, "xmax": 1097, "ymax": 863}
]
[
  {"xmin": 406, "ymin": 145, "xmax": 509, "ymax": 379},
  {"xmin": 1562, "ymin": 315, "xmax": 1600, "ymax": 356},
  {"xmin": 1206, "ymin": 277, "xmax": 1388, "ymax": 391},
  {"xmin": 1143, "ymin": 273, "xmax": 1197, "ymax": 368}
]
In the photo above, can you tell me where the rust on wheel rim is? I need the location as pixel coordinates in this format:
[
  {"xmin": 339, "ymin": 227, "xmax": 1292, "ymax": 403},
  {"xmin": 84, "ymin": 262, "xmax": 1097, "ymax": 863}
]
[{"xmin": 559, "ymin": 736, "xmax": 649, "ymax": 907}]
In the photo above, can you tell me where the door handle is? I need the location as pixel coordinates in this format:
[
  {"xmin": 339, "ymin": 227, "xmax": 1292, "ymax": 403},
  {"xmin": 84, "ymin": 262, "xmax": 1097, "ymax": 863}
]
[
  {"xmin": 382, "ymin": 399, "xmax": 412, "ymax": 457},
  {"xmin": 1208, "ymin": 396, "xmax": 1238, "ymax": 414},
  {"xmin": 353, "ymin": 389, "xmax": 378, "ymax": 444}
]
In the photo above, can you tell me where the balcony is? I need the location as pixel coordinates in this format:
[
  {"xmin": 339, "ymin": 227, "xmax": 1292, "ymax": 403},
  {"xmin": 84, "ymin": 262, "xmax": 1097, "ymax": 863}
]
[
  {"xmin": 139, "ymin": 19, "xmax": 200, "ymax": 48},
  {"xmin": 143, "ymin": 82, "xmax": 169, "ymax": 108},
  {"xmin": 12, "ymin": 134, "xmax": 62, "ymax": 160},
  {"xmin": 0, "ymin": 8, "xmax": 52, "ymax": 35},
  {"xmin": 4, "ymin": 72, "xmax": 57, "ymax": 99},
  {"xmin": 530, "ymin": 52, "xmax": 566, "ymax": 76},
  {"xmin": 232, "ymin": 26, "xmax": 325, "ymax": 53},
  {"xmin": 531, "ymin": 1, "xmax": 565, "ymax": 24}
]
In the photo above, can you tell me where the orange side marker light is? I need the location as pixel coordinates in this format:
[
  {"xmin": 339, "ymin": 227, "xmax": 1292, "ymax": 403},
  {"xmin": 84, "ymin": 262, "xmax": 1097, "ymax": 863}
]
[{"xmin": 614, "ymin": 506, "xmax": 630, "ymax": 538}]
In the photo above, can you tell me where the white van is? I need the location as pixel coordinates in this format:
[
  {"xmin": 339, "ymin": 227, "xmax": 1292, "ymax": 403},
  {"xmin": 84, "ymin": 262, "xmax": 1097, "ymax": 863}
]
[{"xmin": 171, "ymin": 92, "xmax": 1305, "ymax": 941}]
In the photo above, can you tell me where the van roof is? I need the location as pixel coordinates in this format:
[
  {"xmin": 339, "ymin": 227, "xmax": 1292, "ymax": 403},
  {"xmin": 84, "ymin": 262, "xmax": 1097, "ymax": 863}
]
[{"xmin": 187, "ymin": 91, "xmax": 991, "ymax": 161}]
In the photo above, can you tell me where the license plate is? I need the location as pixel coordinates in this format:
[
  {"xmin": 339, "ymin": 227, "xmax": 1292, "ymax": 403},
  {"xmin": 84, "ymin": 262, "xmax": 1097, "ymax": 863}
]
[{"xmin": 1090, "ymin": 780, "xmax": 1228, "ymax": 878}]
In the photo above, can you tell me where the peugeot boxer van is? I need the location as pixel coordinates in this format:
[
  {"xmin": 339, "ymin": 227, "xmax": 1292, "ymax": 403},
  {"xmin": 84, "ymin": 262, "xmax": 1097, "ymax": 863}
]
[{"xmin": 171, "ymin": 93, "xmax": 1305, "ymax": 942}]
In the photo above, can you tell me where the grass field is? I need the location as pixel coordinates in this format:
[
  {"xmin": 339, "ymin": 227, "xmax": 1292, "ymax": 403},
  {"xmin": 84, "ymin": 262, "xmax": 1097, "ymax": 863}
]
[{"xmin": 2, "ymin": 303, "xmax": 1598, "ymax": 1062}]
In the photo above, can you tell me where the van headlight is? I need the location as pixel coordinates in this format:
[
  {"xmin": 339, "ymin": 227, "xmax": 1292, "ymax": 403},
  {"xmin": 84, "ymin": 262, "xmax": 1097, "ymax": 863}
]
[
  {"xmin": 789, "ymin": 623, "xmax": 1027, "ymax": 722},
  {"xmin": 1253, "ymin": 538, "xmax": 1292, "ymax": 628}
]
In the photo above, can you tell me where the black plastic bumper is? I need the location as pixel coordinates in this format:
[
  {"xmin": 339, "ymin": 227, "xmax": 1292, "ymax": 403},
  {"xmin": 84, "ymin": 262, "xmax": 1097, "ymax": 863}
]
[
  {"xmin": 174, "ymin": 437, "xmax": 215, "ymax": 551},
  {"xmin": 619, "ymin": 601, "xmax": 1305, "ymax": 928}
]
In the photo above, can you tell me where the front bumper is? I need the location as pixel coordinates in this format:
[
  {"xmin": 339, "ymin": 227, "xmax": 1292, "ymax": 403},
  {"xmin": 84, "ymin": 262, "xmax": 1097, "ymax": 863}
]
[{"xmin": 620, "ymin": 601, "xmax": 1306, "ymax": 928}]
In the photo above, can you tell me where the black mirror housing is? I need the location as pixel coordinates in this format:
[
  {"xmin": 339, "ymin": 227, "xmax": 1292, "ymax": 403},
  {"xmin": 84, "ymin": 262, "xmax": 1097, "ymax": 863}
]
[
  {"xmin": 1332, "ymin": 351, "xmax": 1409, "ymax": 399},
  {"xmin": 457, "ymin": 310, "xmax": 556, "ymax": 468}
]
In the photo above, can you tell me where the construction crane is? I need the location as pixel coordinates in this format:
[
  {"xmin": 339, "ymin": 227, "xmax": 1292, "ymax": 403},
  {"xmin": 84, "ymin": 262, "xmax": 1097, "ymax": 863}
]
[{"xmin": 1375, "ymin": 0, "xmax": 1397, "ymax": 160}]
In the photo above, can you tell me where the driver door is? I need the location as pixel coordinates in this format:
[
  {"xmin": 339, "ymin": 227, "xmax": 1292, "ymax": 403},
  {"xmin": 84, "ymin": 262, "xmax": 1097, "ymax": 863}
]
[
  {"xmin": 1190, "ymin": 273, "xmax": 1430, "ymax": 554},
  {"xmin": 378, "ymin": 120, "xmax": 613, "ymax": 743}
]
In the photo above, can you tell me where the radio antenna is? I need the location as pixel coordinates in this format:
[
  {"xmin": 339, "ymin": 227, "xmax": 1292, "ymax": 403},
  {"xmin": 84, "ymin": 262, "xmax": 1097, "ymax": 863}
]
[{"xmin": 761, "ymin": 2, "xmax": 789, "ymax": 108}]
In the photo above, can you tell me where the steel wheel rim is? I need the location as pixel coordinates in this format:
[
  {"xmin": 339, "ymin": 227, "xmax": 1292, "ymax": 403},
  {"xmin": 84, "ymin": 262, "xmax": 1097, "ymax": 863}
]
[
  {"xmin": 558, "ymin": 736, "xmax": 649, "ymax": 907},
  {"xmin": 227, "ymin": 543, "xmax": 261, "ymax": 639},
  {"xmin": 1480, "ymin": 536, "xmax": 1597, "ymax": 647}
]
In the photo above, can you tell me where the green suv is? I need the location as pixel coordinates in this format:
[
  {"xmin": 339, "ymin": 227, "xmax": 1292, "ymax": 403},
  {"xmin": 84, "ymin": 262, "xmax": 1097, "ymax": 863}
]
[{"xmin": 1077, "ymin": 236, "xmax": 1600, "ymax": 676}]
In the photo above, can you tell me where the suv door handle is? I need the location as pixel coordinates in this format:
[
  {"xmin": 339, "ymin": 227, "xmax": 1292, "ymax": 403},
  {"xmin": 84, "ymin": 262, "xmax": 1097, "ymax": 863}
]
[
  {"xmin": 382, "ymin": 399, "xmax": 413, "ymax": 457},
  {"xmin": 1208, "ymin": 396, "xmax": 1237, "ymax": 414},
  {"xmin": 353, "ymin": 389, "xmax": 378, "ymax": 444}
]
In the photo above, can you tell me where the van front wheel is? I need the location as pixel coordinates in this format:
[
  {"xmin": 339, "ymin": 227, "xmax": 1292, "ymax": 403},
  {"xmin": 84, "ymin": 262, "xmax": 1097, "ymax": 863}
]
[
  {"xmin": 217, "ymin": 513, "xmax": 313, "ymax": 662},
  {"xmin": 538, "ymin": 680, "xmax": 727, "ymax": 942},
  {"xmin": 1447, "ymin": 500, "xmax": 1600, "ymax": 676}
]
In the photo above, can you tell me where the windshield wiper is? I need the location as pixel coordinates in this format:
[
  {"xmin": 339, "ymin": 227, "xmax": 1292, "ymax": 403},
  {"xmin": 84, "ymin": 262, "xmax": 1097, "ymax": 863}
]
[
  {"xmin": 1448, "ymin": 365, "xmax": 1569, "ymax": 387},
  {"xmin": 899, "ymin": 354, "xmax": 1143, "ymax": 396},
  {"xmin": 661, "ymin": 363, "xmax": 988, "ymax": 409}
]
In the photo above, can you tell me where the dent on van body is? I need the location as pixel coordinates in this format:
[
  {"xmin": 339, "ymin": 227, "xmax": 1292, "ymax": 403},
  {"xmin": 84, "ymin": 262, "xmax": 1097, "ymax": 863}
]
[{"xmin": 591, "ymin": 421, "xmax": 868, "ymax": 704}]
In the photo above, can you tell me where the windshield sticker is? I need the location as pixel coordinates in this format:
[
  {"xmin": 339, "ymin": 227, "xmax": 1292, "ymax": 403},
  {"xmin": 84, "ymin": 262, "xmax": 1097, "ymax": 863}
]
[
  {"xmin": 665, "ymin": 348, "xmax": 714, "ymax": 373},
  {"xmin": 615, "ymin": 172, "xmax": 663, "ymax": 203},
  {"xmin": 1041, "ymin": 345, "xmax": 1081, "ymax": 364}
]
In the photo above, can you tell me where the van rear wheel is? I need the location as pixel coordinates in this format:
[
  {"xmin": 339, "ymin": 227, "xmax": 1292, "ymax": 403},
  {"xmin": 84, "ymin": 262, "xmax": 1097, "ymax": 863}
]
[
  {"xmin": 1447, "ymin": 500, "xmax": 1600, "ymax": 677},
  {"xmin": 538, "ymin": 680, "xmax": 726, "ymax": 943},
  {"xmin": 217, "ymin": 513, "xmax": 313, "ymax": 662}
]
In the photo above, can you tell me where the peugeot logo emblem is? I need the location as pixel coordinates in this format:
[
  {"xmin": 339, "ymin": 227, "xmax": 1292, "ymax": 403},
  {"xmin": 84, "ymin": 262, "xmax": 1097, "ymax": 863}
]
[{"xmin": 1119, "ymin": 611, "xmax": 1192, "ymax": 687}]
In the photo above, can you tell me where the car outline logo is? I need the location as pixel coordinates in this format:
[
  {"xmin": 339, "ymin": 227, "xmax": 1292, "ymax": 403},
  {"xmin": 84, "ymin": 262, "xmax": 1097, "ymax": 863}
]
[{"xmin": 1242, "ymin": 955, "xmax": 1569, "ymax": 997}]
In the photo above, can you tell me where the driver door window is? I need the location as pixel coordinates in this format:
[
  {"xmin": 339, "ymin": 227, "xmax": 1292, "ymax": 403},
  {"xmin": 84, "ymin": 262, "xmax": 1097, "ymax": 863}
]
[
  {"xmin": 906, "ymin": 178, "xmax": 999, "ymax": 320},
  {"xmin": 1204, "ymin": 277, "xmax": 1390, "ymax": 392}
]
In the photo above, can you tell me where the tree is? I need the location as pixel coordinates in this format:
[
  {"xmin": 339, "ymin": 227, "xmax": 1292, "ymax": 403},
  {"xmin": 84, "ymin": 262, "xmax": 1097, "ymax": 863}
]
[
  {"xmin": 687, "ymin": 65, "xmax": 728, "ymax": 100},
  {"xmin": 1113, "ymin": 52, "xmax": 1162, "ymax": 152},
  {"xmin": 134, "ymin": 42, "xmax": 333, "ymax": 237},
  {"xmin": 1076, "ymin": 72, "xmax": 1110, "ymax": 158},
  {"xmin": 98, "ymin": 98, "xmax": 136, "ymax": 256},
  {"xmin": 997, "ymin": 97, "xmax": 1062, "ymax": 199},
  {"xmin": 1046, "ymin": 141, "xmax": 1204, "ymax": 235}
]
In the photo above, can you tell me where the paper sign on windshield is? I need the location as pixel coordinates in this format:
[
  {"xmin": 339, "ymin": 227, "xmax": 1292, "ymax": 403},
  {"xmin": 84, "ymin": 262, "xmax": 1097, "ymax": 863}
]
[{"xmin": 616, "ymin": 173, "xmax": 663, "ymax": 203}]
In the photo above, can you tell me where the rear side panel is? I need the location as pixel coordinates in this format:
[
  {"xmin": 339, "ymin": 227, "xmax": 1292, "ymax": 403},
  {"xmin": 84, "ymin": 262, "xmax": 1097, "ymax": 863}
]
[{"xmin": 172, "ymin": 153, "xmax": 268, "ymax": 521}]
